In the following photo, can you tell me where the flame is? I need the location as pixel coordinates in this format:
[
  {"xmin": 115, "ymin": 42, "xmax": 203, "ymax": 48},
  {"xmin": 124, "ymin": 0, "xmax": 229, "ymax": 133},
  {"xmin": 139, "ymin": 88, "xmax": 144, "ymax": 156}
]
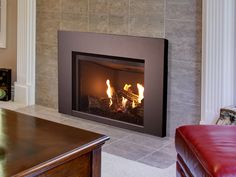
[
  {"xmin": 132, "ymin": 100, "xmax": 136, "ymax": 108},
  {"xmin": 122, "ymin": 97, "xmax": 128, "ymax": 108},
  {"xmin": 109, "ymin": 99, "xmax": 113, "ymax": 107},
  {"xmin": 124, "ymin": 84, "xmax": 131, "ymax": 91},
  {"xmin": 106, "ymin": 81, "xmax": 143, "ymax": 109},
  {"xmin": 106, "ymin": 79, "xmax": 113, "ymax": 107},
  {"xmin": 137, "ymin": 83, "xmax": 144, "ymax": 103}
]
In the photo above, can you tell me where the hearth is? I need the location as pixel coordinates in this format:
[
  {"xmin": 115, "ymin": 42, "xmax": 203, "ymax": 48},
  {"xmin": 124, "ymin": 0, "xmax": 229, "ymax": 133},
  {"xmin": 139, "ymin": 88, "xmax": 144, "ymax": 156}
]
[{"xmin": 58, "ymin": 31, "xmax": 168, "ymax": 137}]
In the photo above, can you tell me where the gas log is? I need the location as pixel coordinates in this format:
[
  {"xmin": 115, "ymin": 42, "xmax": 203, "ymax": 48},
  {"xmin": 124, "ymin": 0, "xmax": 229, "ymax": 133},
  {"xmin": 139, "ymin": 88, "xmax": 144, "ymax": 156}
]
[
  {"xmin": 117, "ymin": 90, "xmax": 139, "ymax": 103},
  {"xmin": 86, "ymin": 93, "xmax": 144, "ymax": 125}
]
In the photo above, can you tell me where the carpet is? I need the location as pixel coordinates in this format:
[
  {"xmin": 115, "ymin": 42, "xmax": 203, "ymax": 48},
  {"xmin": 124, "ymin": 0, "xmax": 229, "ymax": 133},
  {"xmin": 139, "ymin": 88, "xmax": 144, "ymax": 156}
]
[{"xmin": 102, "ymin": 152, "xmax": 176, "ymax": 177}]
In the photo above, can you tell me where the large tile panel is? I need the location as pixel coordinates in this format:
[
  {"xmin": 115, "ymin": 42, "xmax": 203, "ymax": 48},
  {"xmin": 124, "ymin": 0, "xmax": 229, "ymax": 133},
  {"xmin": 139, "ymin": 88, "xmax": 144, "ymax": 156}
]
[
  {"xmin": 36, "ymin": 74, "xmax": 58, "ymax": 109},
  {"xmin": 108, "ymin": 0, "xmax": 129, "ymax": 35},
  {"xmin": 62, "ymin": 0, "xmax": 88, "ymax": 14},
  {"xmin": 37, "ymin": 0, "xmax": 61, "ymax": 12},
  {"xmin": 129, "ymin": 0, "xmax": 164, "ymax": 37},
  {"xmin": 36, "ymin": 12, "xmax": 60, "ymax": 45},
  {"xmin": 61, "ymin": 13, "xmax": 88, "ymax": 31},
  {"xmin": 89, "ymin": 14, "xmax": 109, "ymax": 33}
]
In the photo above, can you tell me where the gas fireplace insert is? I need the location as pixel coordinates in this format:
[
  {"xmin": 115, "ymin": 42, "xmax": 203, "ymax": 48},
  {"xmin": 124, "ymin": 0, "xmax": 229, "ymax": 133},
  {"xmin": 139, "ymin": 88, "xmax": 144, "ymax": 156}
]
[{"xmin": 58, "ymin": 31, "xmax": 168, "ymax": 137}]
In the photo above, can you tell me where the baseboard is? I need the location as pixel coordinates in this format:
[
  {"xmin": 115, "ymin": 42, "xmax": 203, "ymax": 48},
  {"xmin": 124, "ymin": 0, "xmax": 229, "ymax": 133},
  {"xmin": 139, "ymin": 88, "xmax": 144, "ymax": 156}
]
[
  {"xmin": 199, "ymin": 120, "xmax": 206, "ymax": 125},
  {"xmin": 14, "ymin": 82, "xmax": 35, "ymax": 105}
]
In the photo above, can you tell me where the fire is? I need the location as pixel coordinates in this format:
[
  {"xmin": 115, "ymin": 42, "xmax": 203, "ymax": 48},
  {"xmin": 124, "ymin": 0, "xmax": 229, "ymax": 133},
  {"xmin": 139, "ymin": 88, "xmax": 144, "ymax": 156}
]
[
  {"xmin": 124, "ymin": 84, "xmax": 131, "ymax": 91},
  {"xmin": 106, "ymin": 79, "xmax": 144, "ymax": 110},
  {"xmin": 137, "ymin": 83, "xmax": 144, "ymax": 103},
  {"xmin": 132, "ymin": 100, "xmax": 136, "ymax": 108},
  {"xmin": 106, "ymin": 79, "xmax": 113, "ymax": 107},
  {"xmin": 122, "ymin": 97, "xmax": 128, "ymax": 108}
]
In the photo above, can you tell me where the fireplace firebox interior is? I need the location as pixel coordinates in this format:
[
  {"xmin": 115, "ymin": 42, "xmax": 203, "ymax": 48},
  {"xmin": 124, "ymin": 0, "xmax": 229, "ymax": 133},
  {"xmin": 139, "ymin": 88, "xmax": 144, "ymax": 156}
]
[{"xmin": 72, "ymin": 52, "xmax": 144, "ymax": 126}]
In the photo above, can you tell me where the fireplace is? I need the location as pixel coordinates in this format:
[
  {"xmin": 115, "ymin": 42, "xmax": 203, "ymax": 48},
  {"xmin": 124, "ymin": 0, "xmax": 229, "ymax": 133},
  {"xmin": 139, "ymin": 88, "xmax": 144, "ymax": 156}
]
[{"xmin": 58, "ymin": 31, "xmax": 168, "ymax": 137}]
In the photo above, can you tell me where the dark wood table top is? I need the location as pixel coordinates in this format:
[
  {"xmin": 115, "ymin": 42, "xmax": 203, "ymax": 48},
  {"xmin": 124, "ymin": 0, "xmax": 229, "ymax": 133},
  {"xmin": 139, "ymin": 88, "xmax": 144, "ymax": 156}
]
[{"xmin": 0, "ymin": 108, "xmax": 109, "ymax": 177}]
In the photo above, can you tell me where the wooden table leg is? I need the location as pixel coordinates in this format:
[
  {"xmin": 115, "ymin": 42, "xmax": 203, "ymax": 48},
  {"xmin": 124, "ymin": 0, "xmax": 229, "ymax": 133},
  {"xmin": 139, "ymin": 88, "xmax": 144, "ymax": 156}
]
[{"xmin": 92, "ymin": 147, "xmax": 102, "ymax": 177}]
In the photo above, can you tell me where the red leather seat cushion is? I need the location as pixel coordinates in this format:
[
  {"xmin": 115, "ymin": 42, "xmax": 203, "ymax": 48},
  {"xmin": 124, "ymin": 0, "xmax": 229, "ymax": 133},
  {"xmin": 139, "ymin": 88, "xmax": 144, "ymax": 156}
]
[{"xmin": 175, "ymin": 125, "xmax": 236, "ymax": 177}]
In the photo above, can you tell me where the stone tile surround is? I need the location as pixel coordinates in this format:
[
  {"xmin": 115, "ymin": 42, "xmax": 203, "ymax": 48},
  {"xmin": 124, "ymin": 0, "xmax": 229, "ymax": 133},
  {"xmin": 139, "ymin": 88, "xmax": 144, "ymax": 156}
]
[
  {"xmin": 0, "ymin": 102, "xmax": 176, "ymax": 169},
  {"xmin": 36, "ymin": 0, "xmax": 202, "ymax": 136}
]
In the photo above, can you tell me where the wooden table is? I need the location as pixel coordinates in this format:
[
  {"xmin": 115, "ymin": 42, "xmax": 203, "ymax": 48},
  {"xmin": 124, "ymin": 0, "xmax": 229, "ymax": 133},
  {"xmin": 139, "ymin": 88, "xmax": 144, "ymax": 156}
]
[{"xmin": 0, "ymin": 109, "xmax": 109, "ymax": 177}]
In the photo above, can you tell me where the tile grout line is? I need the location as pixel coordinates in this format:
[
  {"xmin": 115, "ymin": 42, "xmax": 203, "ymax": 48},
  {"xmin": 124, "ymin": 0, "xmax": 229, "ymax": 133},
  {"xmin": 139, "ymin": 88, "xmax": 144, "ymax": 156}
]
[
  {"xmin": 165, "ymin": 18, "xmax": 195, "ymax": 23},
  {"xmin": 104, "ymin": 138, "xmax": 158, "ymax": 154},
  {"xmin": 87, "ymin": 0, "xmax": 90, "ymax": 31},
  {"xmin": 128, "ymin": 0, "xmax": 131, "ymax": 35},
  {"xmin": 107, "ymin": 0, "xmax": 110, "ymax": 33},
  {"xmin": 136, "ymin": 142, "xmax": 173, "ymax": 162},
  {"xmin": 102, "ymin": 138, "xmax": 123, "ymax": 148},
  {"xmin": 163, "ymin": 0, "xmax": 166, "ymax": 38},
  {"xmin": 136, "ymin": 149, "xmax": 159, "ymax": 162}
]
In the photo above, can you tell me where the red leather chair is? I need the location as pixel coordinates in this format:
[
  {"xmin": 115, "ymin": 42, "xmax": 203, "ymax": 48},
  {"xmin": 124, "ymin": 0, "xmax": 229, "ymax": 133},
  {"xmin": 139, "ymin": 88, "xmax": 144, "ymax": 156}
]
[{"xmin": 175, "ymin": 125, "xmax": 236, "ymax": 177}]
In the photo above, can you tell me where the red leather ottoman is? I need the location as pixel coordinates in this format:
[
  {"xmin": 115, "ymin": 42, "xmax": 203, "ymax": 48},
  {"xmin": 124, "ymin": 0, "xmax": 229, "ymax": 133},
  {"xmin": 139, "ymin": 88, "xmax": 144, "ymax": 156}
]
[{"xmin": 175, "ymin": 125, "xmax": 236, "ymax": 177}]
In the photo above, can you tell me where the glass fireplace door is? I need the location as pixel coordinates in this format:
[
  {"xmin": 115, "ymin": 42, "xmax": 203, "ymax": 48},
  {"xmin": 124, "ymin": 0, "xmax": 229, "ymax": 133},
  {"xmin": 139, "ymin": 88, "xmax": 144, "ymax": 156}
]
[{"xmin": 72, "ymin": 52, "xmax": 144, "ymax": 126}]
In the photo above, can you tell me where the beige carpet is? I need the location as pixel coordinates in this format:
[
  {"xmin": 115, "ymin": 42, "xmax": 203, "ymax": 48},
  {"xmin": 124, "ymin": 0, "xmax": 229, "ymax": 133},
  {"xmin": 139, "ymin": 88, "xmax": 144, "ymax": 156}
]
[{"xmin": 102, "ymin": 152, "xmax": 176, "ymax": 177}]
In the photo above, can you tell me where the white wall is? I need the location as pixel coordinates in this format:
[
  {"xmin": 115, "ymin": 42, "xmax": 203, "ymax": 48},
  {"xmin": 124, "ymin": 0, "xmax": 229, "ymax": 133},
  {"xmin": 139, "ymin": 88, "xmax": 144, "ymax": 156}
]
[
  {"xmin": 235, "ymin": 1, "xmax": 236, "ymax": 105},
  {"xmin": 201, "ymin": 0, "xmax": 235, "ymax": 124}
]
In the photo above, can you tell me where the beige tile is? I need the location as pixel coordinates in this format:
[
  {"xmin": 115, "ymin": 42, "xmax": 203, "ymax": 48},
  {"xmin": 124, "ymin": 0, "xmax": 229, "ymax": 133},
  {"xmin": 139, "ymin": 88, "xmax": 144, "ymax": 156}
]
[
  {"xmin": 109, "ymin": 15, "xmax": 128, "ymax": 35},
  {"xmin": 0, "ymin": 101, "xmax": 25, "ymax": 111},
  {"xmin": 130, "ymin": 0, "xmax": 164, "ymax": 16},
  {"xmin": 36, "ymin": 57, "xmax": 58, "ymax": 81},
  {"xmin": 167, "ymin": 40, "xmax": 201, "ymax": 62},
  {"xmin": 36, "ymin": 43, "xmax": 57, "ymax": 60},
  {"xmin": 166, "ymin": 104, "xmax": 200, "ymax": 137},
  {"xmin": 61, "ymin": 118, "xmax": 99, "ymax": 130},
  {"xmin": 89, "ymin": 14, "xmax": 109, "ymax": 33},
  {"xmin": 89, "ymin": 124, "xmax": 132, "ymax": 139},
  {"xmin": 60, "ymin": 13, "xmax": 88, "ymax": 31},
  {"xmin": 36, "ymin": 75, "xmax": 58, "ymax": 109},
  {"xmin": 36, "ymin": 44, "xmax": 58, "ymax": 108},
  {"xmin": 121, "ymin": 134, "xmax": 170, "ymax": 150},
  {"xmin": 15, "ymin": 105, "xmax": 62, "ymax": 123},
  {"xmin": 129, "ymin": 0, "xmax": 164, "ymax": 37},
  {"xmin": 89, "ymin": 0, "xmax": 108, "ymax": 14},
  {"xmin": 129, "ymin": 15, "xmax": 164, "ymax": 37},
  {"xmin": 165, "ymin": 19, "xmax": 198, "ymax": 39},
  {"xmin": 36, "ymin": 110, "xmax": 69, "ymax": 123},
  {"xmin": 165, "ymin": 19, "xmax": 202, "ymax": 61},
  {"xmin": 36, "ymin": 12, "xmax": 60, "ymax": 45},
  {"xmin": 16, "ymin": 105, "xmax": 54, "ymax": 114},
  {"xmin": 159, "ymin": 142, "xmax": 177, "ymax": 157},
  {"xmin": 62, "ymin": 0, "xmax": 88, "ymax": 14},
  {"xmin": 138, "ymin": 151, "xmax": 176, "ymax": 169},
  {"xmin": 15, "ymin": 105, "xmax": 64, "ymax": 123},
  {"xmin": 166, "ymin": 0, "xmax": 201, "ymax": 6},
  {"xmin": 36, "ymin": 53, "xmax": 58, "ymax": 79},
  {"xmin": 103, "ymin": 140, "xmax": 156, "ymax": 161},
  {"xmin": 166, "ymin": 1, "xmax": 198, "ymax": 21},
  {"xmin": 37, "ymin": 11, "xmax": 61, "ymax": 21},
  {"xmin": 108, "ymin": 0, "xmax": 129, "ymax": 35},
  {"xmin": 37, "ymin": 0, "xmax": 61, "ymax": 12},
  {"xmin": 167, "ymin": 60, "xmax": 201, "ymax": 106},
  {"xmin": 103, "ymin": 137, "xmax": 119, "ymax": 147},
  {"xmin": 109, "ymin": 0, "xmax": 129, "ymax": 16},
  {"xmin": 31, "ymin": 112, "xmax": 64, "ymax": 123}
]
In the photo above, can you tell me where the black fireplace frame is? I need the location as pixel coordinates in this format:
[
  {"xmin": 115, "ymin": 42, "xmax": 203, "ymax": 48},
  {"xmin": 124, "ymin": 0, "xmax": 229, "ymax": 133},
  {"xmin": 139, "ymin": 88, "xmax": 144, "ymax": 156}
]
[{"xmin": 58, "ymin": 31, "xmax": 168, "ymax": 137}]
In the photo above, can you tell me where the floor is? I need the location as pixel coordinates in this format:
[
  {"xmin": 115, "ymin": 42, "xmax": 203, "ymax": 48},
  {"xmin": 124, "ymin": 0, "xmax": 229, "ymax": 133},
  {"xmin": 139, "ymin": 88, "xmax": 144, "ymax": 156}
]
[{"xmin": 0, "ymin": 101, "xmax": 176, "ymax": 169}]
